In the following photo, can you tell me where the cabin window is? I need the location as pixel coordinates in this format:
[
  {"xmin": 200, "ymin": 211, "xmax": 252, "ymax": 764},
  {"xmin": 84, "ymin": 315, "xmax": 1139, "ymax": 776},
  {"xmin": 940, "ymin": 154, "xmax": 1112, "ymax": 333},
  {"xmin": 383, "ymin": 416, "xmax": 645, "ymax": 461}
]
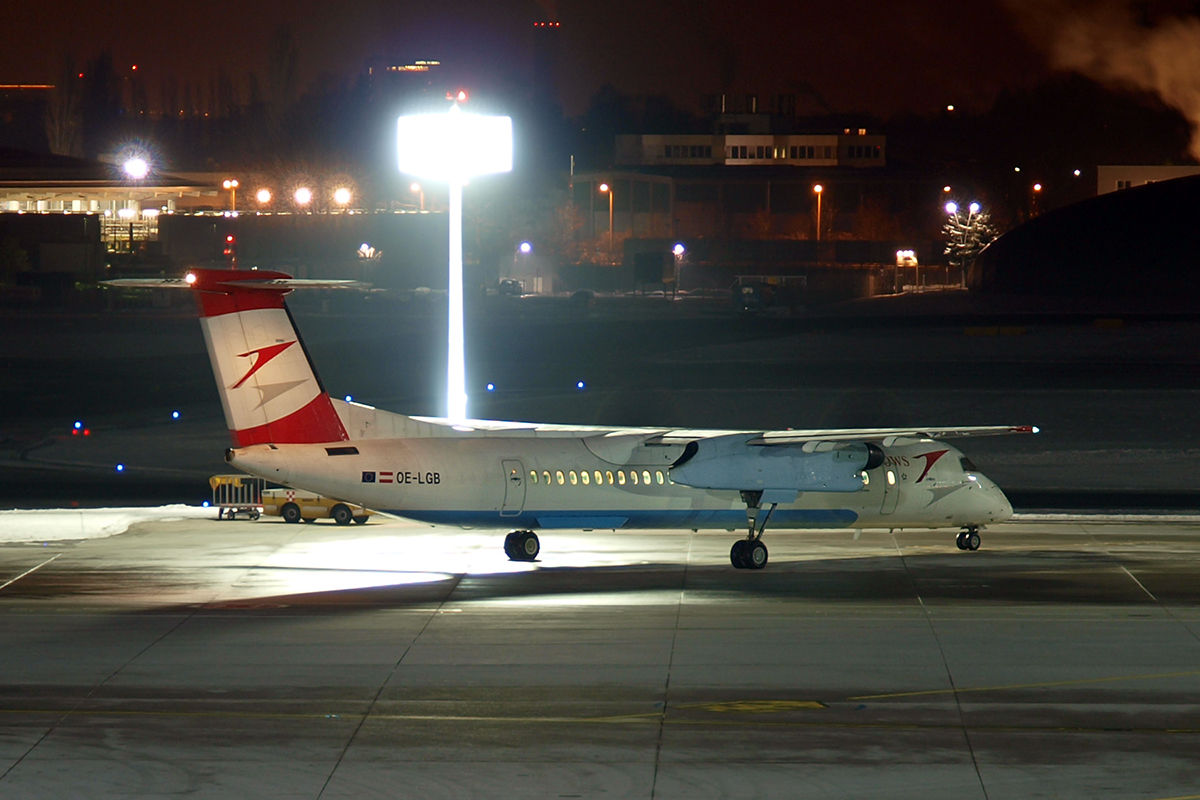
[
  {"xmin": 556, "ymin": 470, "xmax": 565, "ymax": 485},
  {"xmin": 543, "ymin": 470, "xmax": 551, "ymax": 485},
  {"xmin": 641, "ymin": 470, "xmax": 651, "ymax": 485},
  {"xmin": 887, "ymin": 470, "xmax": 896, "ymax": 486},
  {"xmin": 655, "ymin": 470, "xmax": 664, "ymax": 485},
  {"xmin": 595, "ymin": 470, "xmax": 603, "ymax": 485},
  {"xmin": 569, "ymin": 470, "xmax": 578, "ymax": 485},
  {"xmin": 631, "ymin": 471, "xmax": 639, "ymax": 485},
  {"xmin": 581, "ymin": 470, "xmax": 590, "ymax": 485},
  {"xmin": 862, "ymin": 471, "xmax": 870, "ymax": 486},
  {"xmin": 606, "ymin": 470, "xmax": 614, "ymax": 485},
  {"xmin": 617, "ymin": 471, "xmax": 626, "ymax": 485},
  {"xmin": 530, "ymin": 470, "xmax": 539, "ymax": 484}
]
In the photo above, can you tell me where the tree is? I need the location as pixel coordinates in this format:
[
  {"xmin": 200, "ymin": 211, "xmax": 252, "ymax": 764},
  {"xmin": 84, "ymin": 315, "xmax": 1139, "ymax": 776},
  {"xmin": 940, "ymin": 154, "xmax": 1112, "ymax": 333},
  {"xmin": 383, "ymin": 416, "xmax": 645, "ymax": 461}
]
[
  {"xmin": 44, "ymin": 56, "xmax": 84, "ymax": 157},
  {"xmin": 943, "ymin": 203, "xmax": 998, "ymax": 279}
]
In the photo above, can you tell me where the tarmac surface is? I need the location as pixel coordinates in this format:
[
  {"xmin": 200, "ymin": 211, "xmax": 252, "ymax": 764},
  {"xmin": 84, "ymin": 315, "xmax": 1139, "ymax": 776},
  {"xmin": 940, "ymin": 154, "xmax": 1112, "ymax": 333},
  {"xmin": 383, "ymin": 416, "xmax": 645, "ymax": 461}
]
[{"xmin": 3, "ymin": 513, "xmax": 1200, "ymax": 798}]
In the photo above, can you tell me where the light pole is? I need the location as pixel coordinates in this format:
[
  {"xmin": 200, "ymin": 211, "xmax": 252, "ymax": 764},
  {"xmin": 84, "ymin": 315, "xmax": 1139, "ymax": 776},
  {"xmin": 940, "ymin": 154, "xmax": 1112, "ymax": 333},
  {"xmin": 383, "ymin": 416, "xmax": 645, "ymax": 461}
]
[
  {"xmin": 398, "ymin": 102, "xmax": 513, "ymax": 423},
  {"xmin": 599, "ymin": 182, "xmax": 614, "ymax": 264},
  {"xmin": 672, "ymin": 242, "xmax": 685, "ymax": 299},
  {"xmin": 813, "ymin": 183, "xmax": 823, "ymax": 242},
  {"xmin": 222, "ymin": 179, "xmax": 238, "ymax": 212}
]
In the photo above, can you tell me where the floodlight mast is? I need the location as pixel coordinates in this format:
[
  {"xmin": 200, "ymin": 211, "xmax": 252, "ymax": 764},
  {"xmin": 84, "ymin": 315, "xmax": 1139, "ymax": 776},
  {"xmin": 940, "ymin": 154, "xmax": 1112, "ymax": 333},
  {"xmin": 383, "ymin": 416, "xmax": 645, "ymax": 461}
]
[{"xmin": 397, "ymin": 102, "xmax": 513, "ymax": 423}]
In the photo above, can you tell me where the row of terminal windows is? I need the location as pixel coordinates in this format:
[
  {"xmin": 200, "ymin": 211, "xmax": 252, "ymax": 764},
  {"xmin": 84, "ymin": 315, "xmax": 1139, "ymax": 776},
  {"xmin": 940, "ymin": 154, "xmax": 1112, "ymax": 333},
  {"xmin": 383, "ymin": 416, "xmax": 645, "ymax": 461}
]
[
  {"xmin": 663, "ymin": 144, "xmax": 713, "ymax": 158},
  {"xmin": 846, "ymin": 144, "xmax": 882, "ymax": 159},
  {"xmin": 726, "ymin": 145, "xmax": 836, "ymax": 160},
  {"xmin": 530, "ymin": 469, "xmax": 668, "ymax": 487}
]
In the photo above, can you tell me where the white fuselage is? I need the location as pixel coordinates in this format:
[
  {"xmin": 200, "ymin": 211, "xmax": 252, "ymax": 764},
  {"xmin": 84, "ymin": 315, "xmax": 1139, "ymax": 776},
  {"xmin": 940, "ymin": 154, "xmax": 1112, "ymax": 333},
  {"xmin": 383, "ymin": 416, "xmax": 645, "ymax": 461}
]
[{"xmin": 227, "ymin": 432, "xmax": 1012, "ymax": 532}]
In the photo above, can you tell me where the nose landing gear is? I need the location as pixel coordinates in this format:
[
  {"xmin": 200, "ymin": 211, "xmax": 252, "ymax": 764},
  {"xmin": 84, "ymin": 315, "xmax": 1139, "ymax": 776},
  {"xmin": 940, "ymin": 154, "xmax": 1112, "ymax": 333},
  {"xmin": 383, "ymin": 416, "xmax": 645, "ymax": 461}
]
[
  {"xmin": 956, "ymin": 526, "xmax": 981, "ymax": 551},
  {"xmin": 731, "ymin": 490, "xmax": 775, "ymax": 570}
]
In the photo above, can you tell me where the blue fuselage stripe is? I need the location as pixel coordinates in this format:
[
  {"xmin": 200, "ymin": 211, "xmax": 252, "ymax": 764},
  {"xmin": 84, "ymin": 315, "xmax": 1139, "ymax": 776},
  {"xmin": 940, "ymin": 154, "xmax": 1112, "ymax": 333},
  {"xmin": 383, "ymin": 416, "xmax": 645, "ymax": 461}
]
[{"xmin": 384, "ymin": 508, "xmax": 859, "ymax": 530}]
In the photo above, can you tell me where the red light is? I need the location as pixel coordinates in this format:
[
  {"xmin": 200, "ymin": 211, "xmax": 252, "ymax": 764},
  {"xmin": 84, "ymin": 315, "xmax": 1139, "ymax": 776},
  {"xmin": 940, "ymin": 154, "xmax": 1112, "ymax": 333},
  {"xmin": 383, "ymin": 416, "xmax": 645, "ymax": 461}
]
[
  {"xmin": 71, "ymin": 429, "xmax": 78, "ymax": 436},
  {"xmin": 83, "ymin": 429, "xmax": 90, "ymax": 436},
  {"xmin": 132, "ymin": 65, "xmax": 138, "ymax": 71},
  {"xmin": 226, "ymin": 235, "xmax": 234, "ymax": 243},
  {"xmin": 78, "ymin": 73, "xmax": 84, "ymax": 78}
]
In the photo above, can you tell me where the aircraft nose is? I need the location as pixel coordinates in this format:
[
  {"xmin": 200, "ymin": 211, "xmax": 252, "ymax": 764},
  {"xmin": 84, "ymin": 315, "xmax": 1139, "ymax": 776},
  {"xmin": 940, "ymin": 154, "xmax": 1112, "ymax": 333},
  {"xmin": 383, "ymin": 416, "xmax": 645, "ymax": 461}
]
[{"xmin": 974, "ymin": 474, "xmax": 1013, "ymax": 522}]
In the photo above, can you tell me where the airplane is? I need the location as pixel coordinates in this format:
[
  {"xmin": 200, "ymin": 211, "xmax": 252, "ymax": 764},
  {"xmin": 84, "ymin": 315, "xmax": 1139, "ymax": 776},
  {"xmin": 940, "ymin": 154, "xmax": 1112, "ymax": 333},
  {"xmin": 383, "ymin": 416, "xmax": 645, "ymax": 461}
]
[{"xmin": 106, "ymin": 268, "xmax": 1035, "ymax": 569}]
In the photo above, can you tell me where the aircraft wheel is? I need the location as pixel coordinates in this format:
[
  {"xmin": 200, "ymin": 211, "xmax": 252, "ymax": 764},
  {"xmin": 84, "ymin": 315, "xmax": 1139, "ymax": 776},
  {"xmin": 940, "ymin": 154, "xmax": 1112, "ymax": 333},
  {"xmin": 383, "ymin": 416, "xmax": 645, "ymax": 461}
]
[
  {"xmin": 730, "ymin": 540, "xmax": 749, "ymax": 569},
  {"xmin": 503, "ymin": 532, "xmax": 518, "ymax": 559},
  {"xmin": 955, "ymin": 531, "xmax": 968, "ymax": 550},
  {"xmin": 352, "ymin": 515, "xmax": 368, "ymax": 525},
  {"xmin": 966, "ymin": 531, "xmax": 981, "ymax": 551},
  {"xmin": 331, "ymin": 504, "xmax": 354, "ymax": 526},
  {"xmin": 747, "ymin": 540, "xmax": 769, "ymax": 570},
  {"xmin": 509, "ymin": 531, "xmax": 539, "ymax": 562},
  {"xmin": 281, "ymin": 503, "xmax": 302, "ymax": 524}
]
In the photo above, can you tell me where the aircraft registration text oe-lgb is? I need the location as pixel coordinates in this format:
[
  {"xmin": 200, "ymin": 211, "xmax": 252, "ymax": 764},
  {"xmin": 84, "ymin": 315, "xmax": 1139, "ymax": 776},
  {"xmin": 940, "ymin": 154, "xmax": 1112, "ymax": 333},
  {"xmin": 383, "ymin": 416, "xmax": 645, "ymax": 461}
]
[{"xmin": 106, "ymin": 269, "xmax": 1034, "ymax": 570}]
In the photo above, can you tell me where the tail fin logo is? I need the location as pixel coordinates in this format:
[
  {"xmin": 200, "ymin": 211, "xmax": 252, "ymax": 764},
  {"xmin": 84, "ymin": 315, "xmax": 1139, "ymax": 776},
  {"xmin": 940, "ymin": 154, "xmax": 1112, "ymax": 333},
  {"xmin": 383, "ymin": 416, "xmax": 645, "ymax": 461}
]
[{"xmin": 231, "ymin": 341, "xmax": 297, "ymax": 389}]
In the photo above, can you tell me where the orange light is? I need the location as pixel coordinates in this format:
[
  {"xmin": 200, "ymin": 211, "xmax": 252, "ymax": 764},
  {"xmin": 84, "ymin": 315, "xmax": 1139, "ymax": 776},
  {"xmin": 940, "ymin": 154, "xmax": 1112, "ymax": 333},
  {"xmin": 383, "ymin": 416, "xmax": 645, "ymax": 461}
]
[
  {"xmin": 813, "ymin": 184, "xmax": 823, "ymax": 193},
  {"xmin": 599, "ymin": 183, "xmax": 610, "ymax": 192},
  {"xmin": 132, "ymin": 65, "xmax": 138, "ymax": 71}
]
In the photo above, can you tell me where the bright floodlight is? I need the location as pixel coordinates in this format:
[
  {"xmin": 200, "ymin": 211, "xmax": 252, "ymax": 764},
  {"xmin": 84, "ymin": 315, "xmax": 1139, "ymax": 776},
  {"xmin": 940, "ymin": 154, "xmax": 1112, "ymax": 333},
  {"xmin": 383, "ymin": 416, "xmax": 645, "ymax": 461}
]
[
  {"xmin": 397, "ymin": 107, "xmax": 512, "ymax": 183},
  {"xmin": 813, "ymin": 184, "xmax": 823, "ymax": 193},
  {"xmin": 519, "ymin": 241, "xmax": 532, "ymax": 254},
  {"xmin": 294, "ymin": 187, "xmax": 312, "ymax": 205},
  {"xmin": 123, "ymin": 158, "xmax": 149, "ymax": 180},
  {"xmin": 398, "ymin": 103, "xmax": 514, "ymax": 423},
  {"xmin": 256, "ymin": 188, "xmax": 271, "ymax": 203},
  {"xmin": 969, "ymin": 202, "xmax": 981, "ymax": 214},
  {"xmin": 334, "ymin": 187, "xmax": 352, "ymax": 205},
  {"xmin": 673, "ymin": 243, "xmax": 685, "ymax": 255},
  {"xmin": 945, "ymin": 202, "xmax": 958, "ymax": 215}
]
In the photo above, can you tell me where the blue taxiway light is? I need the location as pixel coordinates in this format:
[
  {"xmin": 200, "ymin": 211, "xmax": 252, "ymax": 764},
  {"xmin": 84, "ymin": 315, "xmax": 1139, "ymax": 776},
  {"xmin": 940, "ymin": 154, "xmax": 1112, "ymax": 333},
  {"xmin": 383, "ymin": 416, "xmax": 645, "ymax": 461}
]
[
  {"xmin": 74, "ymin": 421, "xmax": 82, "ymax": 429},
  {"xmin": 486, "ymin": 383, "xmax": 495, "ymax": 391},
  {"xmin": 576, "ymin": 381, "xmax": 586, "ymax": 389},
  {"xmin": 115, "ymin": 464, "xmax": 125, "ymax": 472},
  {"xmin": 344, "ymin": 395, "xmax": 353, "ymax": 402},
  {"xmin": 171, "ymin": 411, "xmax": 180, "ymax": 419}
]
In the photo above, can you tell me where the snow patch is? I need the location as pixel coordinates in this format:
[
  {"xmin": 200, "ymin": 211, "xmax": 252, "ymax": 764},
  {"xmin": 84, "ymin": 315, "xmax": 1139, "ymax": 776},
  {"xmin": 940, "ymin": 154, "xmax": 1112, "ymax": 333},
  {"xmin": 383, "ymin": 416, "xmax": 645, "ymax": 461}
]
[{"xmin": 0, "ymin": 505, "xmax": 215, "ymax": 543}]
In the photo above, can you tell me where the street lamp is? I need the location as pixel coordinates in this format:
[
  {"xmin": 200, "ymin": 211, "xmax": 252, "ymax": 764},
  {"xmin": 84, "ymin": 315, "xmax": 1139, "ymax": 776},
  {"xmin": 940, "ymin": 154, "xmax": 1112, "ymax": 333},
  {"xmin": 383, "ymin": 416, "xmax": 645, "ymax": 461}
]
[
  {"xmin": 222, "ymin": 179, "xmax": 239, "ymax": 211},
  {"xmin": 294, "ymin": 187, "xmax": 312, "ymax": 210},
  {"xmin": 256, "ymin": 188, "xmax": 272, "ymax": 205},
  {"xmin": 599, "ymin": 182, "xmax": 614, "ymax": 264},
  {"xmin": 410, "ymin": 182, "xmax": 425, "ymax": 211},
  {"xmin": 813, "ymin": 184, "xmax": 824, "ymax": 242},
  {"xmin": 333, "ymin": 187, "xmax": 352, "ymax": 208},
  {"xmin": 397, "ymin": 102, "xmax": 513, "ymax": 423},
  {"xmin": 672, "ymin": 243, "xmax": 685, "ymax": 299}
]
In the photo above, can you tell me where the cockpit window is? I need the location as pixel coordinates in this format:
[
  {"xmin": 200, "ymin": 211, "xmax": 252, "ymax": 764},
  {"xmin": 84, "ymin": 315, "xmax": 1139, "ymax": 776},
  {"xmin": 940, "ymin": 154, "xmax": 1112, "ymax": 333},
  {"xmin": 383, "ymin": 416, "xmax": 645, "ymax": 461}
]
[{"xmin": 960, "ymin": 457, "xmax": 977, "ymax": 472}]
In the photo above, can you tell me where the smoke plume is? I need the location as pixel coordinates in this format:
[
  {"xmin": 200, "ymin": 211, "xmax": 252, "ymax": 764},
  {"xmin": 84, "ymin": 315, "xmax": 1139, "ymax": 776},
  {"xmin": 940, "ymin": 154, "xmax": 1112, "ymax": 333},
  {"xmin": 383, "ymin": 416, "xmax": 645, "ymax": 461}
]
[{"xmin": 1007, "ymin": 0, "xmax": 1200, "ymax": 158}]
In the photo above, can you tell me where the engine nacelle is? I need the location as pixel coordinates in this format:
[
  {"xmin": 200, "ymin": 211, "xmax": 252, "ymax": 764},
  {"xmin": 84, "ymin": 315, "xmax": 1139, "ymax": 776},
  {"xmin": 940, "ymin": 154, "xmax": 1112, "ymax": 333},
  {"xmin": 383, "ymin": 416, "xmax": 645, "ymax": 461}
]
[{"xmin": 669, "ymin": 434, "xmax": 871, "ymax": 493}]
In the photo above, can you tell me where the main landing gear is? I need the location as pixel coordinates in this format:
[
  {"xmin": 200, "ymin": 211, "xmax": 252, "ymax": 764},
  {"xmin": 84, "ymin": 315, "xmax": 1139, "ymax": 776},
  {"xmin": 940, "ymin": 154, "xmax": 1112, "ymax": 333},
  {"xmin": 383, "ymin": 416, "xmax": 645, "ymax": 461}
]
[
  {"xmin": 731, "ymin": 490, "xmax": 773, "ymax": 570},
  {"xmin": 956, "ymin": 526, "xmax": 981, "ymax": 551},
  {"xmin": 504, "ymin": 530, "xmax": 540, "ymax": 562}
]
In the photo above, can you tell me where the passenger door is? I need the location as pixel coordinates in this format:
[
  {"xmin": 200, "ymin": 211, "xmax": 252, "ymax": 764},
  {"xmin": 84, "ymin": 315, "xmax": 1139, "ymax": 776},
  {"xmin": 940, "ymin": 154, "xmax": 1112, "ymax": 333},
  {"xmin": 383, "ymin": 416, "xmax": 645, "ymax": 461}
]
[{"xmin": 501, "ymin": 460, "xmax": 526, "ymax": 517}]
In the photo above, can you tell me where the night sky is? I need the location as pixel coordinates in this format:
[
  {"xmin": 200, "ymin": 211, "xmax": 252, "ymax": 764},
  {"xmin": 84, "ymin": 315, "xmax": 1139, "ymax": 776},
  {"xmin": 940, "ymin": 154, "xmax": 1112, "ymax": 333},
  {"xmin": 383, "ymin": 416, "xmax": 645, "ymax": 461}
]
[{"xmin": 5, "ymin": 1, "xmax": 1050, "ymax": 117}]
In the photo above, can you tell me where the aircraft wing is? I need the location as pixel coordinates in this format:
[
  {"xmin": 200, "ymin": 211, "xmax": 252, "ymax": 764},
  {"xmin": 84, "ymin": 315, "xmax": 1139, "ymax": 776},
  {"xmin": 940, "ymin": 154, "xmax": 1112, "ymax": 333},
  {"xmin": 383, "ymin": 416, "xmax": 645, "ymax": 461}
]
[
  {"xmin": 650, "ymin": 425, "xmax": 1037, "ymax": 446},
  {"xmin": 102, "ymin": 278, "xmax": 366, "ymax": 290}
]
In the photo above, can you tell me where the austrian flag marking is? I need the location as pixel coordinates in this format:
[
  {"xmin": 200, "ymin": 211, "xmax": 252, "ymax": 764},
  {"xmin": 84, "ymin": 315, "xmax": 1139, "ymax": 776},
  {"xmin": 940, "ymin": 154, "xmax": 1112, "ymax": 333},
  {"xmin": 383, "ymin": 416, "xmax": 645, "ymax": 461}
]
[{"xmin": 379, "ymin": 471, "xmax": 394, "ymax": 484}]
